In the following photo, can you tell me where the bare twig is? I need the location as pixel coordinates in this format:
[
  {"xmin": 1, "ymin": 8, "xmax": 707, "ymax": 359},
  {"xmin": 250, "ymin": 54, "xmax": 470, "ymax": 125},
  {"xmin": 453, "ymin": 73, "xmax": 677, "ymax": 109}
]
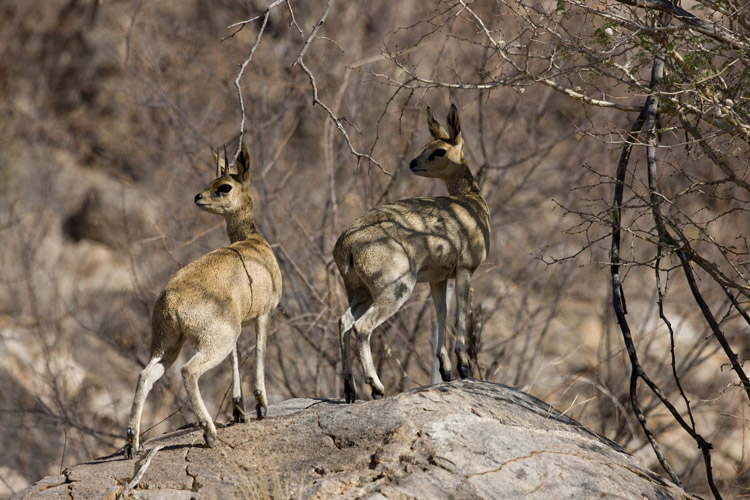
[
  {"xmin": 292, "ymin": 0, "xmax": 390, "ymax": 175},
  {"xmin": 118, "ymin": 445, "xmax": 164, "ymax": 500},
  {"xmin": 230, "ymin": 0, "xmax": 286, "ymax": 162},
  {"xmin": 614, "ymin": 0, "xmax": 747, "ymax": 48}
]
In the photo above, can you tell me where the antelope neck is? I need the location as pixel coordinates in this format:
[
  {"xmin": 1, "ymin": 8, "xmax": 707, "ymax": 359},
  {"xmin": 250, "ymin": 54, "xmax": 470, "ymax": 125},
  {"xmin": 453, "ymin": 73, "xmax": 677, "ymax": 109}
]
[
  {"xmin": 444, "ymin": 163, "xmax": 481, "ymax": 196},
  {"xmin": 226, "ymin": 210, "xmax": 258, "ymax": 243}
]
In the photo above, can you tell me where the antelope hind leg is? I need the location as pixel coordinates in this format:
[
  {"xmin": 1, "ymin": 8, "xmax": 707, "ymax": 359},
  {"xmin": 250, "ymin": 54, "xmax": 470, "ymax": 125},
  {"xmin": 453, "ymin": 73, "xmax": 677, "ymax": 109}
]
[
  {"xmin": 339, "ymin": 308, "xmax": 357, "ymax": 403},
  {"xmin": 356, "ymin": 329, "xmax": 385, "ymax": 400},
  {"xmin": 353, "ymin": 282, "xmax": 414, "ymax": 399},
  {"xmin": 125, "ymin": 355, "xmax": 170, "ymax": 459},
  {"xmin": 181, "ymin": 340, "xmax": 234, "ymax": 448}
]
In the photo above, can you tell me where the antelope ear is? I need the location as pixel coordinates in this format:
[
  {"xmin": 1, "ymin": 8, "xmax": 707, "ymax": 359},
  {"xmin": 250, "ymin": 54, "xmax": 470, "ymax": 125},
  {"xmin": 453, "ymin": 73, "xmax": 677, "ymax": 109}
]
[
  {"xmin": 426, "ymin": 106, "xmax": 449, "ymax": 140},
  {"xmin": 238, "ymin": 142, "xmax": 253, "ymax": 184},
  {"xmin": 446, "ymin": 104, "xmax": 463, "ymax": 149}
]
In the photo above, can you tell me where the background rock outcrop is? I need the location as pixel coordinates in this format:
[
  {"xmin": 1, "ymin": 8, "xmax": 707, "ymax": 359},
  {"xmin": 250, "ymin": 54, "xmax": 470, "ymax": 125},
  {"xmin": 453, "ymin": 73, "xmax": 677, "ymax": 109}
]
[{"xmin": 13, "ymin": 380, "xmax": 692, "ymax": 500}]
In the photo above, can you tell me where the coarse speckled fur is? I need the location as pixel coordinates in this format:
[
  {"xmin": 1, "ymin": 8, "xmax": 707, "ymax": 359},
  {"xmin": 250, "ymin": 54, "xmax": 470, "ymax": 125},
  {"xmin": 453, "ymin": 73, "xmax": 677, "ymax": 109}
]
[
  {"xmin": 125, "ymin": 143, "xmax": 281, "ymax": 458},
  {"xmin": 334, "ymin": 105, "xmax": 490, "ymax": 402}
]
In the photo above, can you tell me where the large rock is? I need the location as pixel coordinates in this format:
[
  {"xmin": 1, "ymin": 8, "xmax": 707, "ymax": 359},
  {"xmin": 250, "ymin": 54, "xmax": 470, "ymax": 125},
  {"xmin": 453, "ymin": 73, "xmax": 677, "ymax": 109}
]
[{"xmin": 13, "ymin": 380, "xmax": 692, "ymax": 499}]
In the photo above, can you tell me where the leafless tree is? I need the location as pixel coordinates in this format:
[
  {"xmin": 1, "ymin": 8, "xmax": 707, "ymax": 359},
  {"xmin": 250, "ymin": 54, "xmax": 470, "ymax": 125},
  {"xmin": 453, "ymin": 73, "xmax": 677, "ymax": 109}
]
[{"xmin": 1, "ymin": 1, "xmax": 748, "ymax": 497}]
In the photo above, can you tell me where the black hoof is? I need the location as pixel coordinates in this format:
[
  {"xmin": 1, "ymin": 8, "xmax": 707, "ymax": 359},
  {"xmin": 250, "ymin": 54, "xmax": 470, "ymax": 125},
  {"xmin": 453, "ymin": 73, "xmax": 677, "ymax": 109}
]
[
  {"xmin": 256, "ymin": 405, "xmax": 267, "ymax": 420},
  {"xmin": 204, "ymin": 436, "xmax": 215, "ymax": 448},
  {"xmin": 371, "ymin": 386, "xmax": 384, "ymax": 400},
  {"xmin": 232, "ymin": 410, "xmax": 247, "ymax": 425},
  {"xmin": 252, "ymin": 390, "xmax": 267, "ymax": 419},
  {"xmin": 458, "ymin": 364, "xmax": 471, "ymax": 379},
  {"xmin": 232, "ymin": 398, "xmax": 247, "ymax": 423},
  {"xmin": 124, "ymin": 428, "xmax": 137, "ymax": 459},
  {"xmin": 439, "ymin": 367, "xmax": 452, "ymax": 382},
  {"xmin": 344, "ymin": 378, "xmax": 357, "ymax": 404}
]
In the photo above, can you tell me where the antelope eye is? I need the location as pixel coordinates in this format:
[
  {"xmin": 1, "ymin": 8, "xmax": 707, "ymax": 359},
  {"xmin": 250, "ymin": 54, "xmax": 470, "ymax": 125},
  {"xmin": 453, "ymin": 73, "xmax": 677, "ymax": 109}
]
[
  {"xmin": 217, "ymin": 184, "xmax": 233, "ymax": 194},
  {"xmin": 428, "ymin": 148, "xmax": 447, "ymax": 161}
]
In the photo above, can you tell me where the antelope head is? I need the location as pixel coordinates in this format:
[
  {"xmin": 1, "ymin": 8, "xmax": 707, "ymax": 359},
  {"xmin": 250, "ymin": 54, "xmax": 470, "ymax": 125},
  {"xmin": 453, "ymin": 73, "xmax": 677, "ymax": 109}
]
[
  {"xmin": 409, "ymin": 104, "xmax": 465, "ymax": 179},
  {"xmin": 194, "ymin": 143, "xmax": 254, "ymax": 217}
]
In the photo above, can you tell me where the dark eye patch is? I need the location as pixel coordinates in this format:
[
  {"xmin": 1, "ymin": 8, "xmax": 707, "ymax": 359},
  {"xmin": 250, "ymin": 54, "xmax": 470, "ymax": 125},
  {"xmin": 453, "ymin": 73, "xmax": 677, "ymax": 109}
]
[
  {"xmin": 429, "ymin": 148, "xmax": 447, "ymax": 160},
  {"xmin": 217, "ymin": 184, "xmax": 233, "ymax": 194}
]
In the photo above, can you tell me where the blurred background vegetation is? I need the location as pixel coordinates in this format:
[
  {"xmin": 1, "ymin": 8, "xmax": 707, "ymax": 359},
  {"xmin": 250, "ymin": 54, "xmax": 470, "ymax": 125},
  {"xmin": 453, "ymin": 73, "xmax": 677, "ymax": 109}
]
[{"xmin": 0, "ymin": 0, "xmax": 748, "ymax": 498}]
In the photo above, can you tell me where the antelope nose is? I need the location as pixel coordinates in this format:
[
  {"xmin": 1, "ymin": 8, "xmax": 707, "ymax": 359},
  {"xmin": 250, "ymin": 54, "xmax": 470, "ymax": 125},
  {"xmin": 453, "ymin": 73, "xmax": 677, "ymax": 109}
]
[
  {"xmin": 409, "ymin": 159, "xmax": 417, "ymax": 169},
  {"xmin": 194, "ymin": 193, "xmax": 203, "ymax": 203}
]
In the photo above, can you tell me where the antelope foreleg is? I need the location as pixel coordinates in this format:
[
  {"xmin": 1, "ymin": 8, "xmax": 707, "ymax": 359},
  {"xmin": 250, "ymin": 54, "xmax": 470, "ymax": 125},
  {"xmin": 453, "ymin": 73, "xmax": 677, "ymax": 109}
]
[
  {"xmin": 454, "ymin": 270, "xmax": 472, "ymax": 379},
  {"xmin": 230, "ymin": 344, "xmax": 247, "ymax": 424},
  {"xmin": 253, "ymin": 313, "xmax": 270, "ymax": 419},
  {"xmin": 430, "ymin": 280, "xmax": 452, "ymax": 382}
]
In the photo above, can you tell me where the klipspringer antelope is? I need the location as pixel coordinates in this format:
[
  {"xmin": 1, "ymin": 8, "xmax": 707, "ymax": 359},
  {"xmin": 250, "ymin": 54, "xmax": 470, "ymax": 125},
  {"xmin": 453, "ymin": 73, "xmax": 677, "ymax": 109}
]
[
  {"xmin": 334, "ymin": 104, "xmax": 490, "ymax": 402},
  {"xmin": 125, "ymin": 143, "xmax": 282, "ymax": 457}
]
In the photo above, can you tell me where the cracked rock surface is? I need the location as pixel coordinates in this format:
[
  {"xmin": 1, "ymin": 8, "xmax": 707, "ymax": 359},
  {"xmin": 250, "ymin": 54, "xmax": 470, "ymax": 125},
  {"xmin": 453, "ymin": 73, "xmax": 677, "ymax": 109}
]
[{"xmin": 12, "ymin": 380, "xmax": 693, "ymax": 499}]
